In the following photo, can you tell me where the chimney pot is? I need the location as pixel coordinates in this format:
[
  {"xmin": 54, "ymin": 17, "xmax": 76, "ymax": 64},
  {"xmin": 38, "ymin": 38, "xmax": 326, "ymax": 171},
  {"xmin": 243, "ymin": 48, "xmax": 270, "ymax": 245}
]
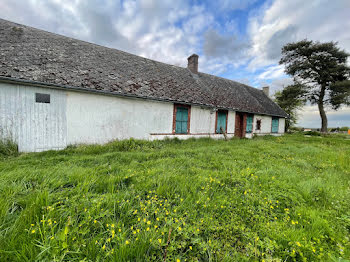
[
  {"xmin": 187, "ymin": 54, "xmax": 199, "ymax": 74},
  {"xmin": 262, "ymin": 86, "xmax": 269, "ymax": 97}
]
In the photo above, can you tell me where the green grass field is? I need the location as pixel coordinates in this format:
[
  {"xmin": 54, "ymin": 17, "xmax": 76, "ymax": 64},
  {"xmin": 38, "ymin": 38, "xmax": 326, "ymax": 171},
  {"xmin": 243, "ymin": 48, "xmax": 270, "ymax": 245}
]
[{"xmin": 0, "ymin": 134, "xmax": 349, "ymax": 261}]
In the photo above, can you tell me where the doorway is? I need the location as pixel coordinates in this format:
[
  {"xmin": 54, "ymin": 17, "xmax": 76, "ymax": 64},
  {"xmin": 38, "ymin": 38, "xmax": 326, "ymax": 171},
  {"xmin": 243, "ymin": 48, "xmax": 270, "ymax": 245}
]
[{"xmin": 235, "ymin": 112, "xmax": 245, "ymax": 138}]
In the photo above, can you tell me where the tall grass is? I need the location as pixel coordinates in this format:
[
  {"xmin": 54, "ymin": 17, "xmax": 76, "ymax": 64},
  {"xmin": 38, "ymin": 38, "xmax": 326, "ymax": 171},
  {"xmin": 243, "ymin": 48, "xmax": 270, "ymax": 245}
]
[
  {"xmin": 0, "ymin": 134, "xmax": 349, "ymax": 261},
  {"xmin": 0, "ymin": 137, "xmax": 18, "ymax": 157}
]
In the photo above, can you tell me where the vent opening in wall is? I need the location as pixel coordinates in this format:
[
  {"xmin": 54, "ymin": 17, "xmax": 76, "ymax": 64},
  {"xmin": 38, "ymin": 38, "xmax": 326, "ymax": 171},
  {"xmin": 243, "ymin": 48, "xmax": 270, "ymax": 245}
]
[
  {"xmin": 256, "ymin": 119, "xmax": 261, "ymax": 130},
  {"xmin": 35, "ymin": 93, "xmax": 50, "ymax": 103}
]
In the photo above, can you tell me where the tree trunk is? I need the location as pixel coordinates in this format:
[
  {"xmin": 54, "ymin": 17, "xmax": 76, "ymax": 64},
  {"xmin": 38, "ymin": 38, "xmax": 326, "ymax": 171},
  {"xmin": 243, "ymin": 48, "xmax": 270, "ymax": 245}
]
[{"xmin": 318, "ymin": 85, "xmax": 328, "ymax": 133}]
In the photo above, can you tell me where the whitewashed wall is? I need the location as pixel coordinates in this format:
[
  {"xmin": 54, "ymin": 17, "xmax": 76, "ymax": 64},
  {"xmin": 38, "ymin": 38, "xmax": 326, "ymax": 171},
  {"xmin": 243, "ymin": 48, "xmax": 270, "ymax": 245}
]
[
  {"xmin": 278, "ymin": 118, "xmax": 286, "ymax": 133},
  {"xmin": 253, "ymin": 114, "xmax": 272, "ymax": 135},
  {"xmin": 0, "ymin": 83, "xmax": 67, "ymax": 152},
  {"xmin": 227, "ymin": 111, "xmax": 236, "ymax": 134},
  {"xmin": 1, "ymin": 82, "xmax": 285, "ymax": 152},
  {"xmin": 252, "ymin": 114, "xmax": 284, "ymax": 136},
  {"xmin": 189, "ymin": 106, "xmax": 215, "ymax": 134},
  {"xmin": 66, "ymin": 91, "xmax": 173, "ymax": 144}
]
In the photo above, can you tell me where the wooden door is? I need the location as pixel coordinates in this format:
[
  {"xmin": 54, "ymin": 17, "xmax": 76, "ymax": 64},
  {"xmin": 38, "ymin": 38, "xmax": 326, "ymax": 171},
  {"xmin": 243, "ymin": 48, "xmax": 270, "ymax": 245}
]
[{"xmin": 235, "ymin": 112, "xmax": 244, "ymax": 138}]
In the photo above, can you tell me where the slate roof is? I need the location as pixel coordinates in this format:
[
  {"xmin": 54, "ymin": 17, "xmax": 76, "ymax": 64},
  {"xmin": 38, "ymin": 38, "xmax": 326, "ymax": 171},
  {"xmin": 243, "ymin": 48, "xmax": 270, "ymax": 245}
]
[{"xmin": 0, "ymin": 19, "xmax": 288, "ymax": 117}]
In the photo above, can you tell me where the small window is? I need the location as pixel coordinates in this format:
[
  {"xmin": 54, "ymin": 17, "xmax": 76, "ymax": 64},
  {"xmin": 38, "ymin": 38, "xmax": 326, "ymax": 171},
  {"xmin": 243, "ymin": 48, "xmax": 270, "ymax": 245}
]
[
  {"xmin": 256, "ymin": 119, "xmax": 261, "ymax": 130},
  {"xmin": 246, "ymin": 115, "xmax": 253, "ymax": 133},
  {"xmin": 271, "ymin": 117, "xmax": 279, "ymax": 133},
  {"xmin": 174, "ymin": 105, "xmax": 190, "ymax": 134},
  {"xmin": 35, "ymin": 93, "xmax": 50, "ymax": 103},
  {"xmin": 216, "ymin": 110, "xmax": 228, "ymax": 133}
]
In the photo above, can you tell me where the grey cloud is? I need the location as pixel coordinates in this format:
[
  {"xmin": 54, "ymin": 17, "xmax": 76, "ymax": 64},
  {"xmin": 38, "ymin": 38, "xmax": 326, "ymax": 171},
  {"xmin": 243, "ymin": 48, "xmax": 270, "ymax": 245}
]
[
  {"xmin": 297, "ymin": 106, "xmax": 350, "ymax": 128},
  {"xmin": 266, "ymin": 25, "xmax": 298, "ymax": 60},
  {"xmin": 203, "ymin": 29, "xmax": 250, "ymax": 60},
  {"xmin": 75, "ymin": 1, "xmax": 134, "ymax": 51}
]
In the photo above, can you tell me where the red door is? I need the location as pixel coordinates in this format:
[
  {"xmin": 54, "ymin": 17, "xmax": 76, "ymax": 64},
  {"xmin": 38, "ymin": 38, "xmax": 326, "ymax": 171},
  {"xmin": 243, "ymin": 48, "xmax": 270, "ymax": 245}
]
[{"xmin": 235, "ymin": 112, "xmax": 246, "ymax": 138}]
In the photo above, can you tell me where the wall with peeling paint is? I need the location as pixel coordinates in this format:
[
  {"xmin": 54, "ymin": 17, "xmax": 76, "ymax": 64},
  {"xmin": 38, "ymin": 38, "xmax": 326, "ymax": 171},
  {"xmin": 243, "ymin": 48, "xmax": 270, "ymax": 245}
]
[
  {"xmin": 0, "ymin": 82, "xmax": 285, "ymax": 152},
  {"xmin": 0, "ymin": 83, "xmax": 67, "ymax": 152},
  {"xmin": 66, "ymin": 91, "xmax": 173, "ymax": 144}
]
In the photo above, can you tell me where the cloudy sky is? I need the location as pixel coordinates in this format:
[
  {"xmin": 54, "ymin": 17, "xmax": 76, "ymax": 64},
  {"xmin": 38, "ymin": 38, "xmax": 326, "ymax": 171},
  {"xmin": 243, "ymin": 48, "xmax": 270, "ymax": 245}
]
[{"xmin": 1, "ymin": 0, "xmax": 350, "ymax": 128}]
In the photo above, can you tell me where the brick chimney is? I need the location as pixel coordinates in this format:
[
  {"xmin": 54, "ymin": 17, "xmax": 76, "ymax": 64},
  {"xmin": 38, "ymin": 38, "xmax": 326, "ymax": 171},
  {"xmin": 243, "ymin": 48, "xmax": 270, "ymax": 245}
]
[
  {"xmin": 262, "ymin": 86, "xmax": 269, "ymax": 97},
  {"xmin": 187, "ymin": 54, "xmax": 199, "ymax": 74}
]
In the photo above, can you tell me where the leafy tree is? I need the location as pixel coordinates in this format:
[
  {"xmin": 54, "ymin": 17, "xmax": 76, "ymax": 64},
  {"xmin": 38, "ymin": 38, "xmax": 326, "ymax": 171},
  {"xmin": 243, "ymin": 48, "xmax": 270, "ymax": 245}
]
[
  {"xmin": 274, "ymin": 83, "xmax": 306, "ymax": 131},
  {"xmin": 279, "ymin": 40, "xmax": 350, "ymax": 132}
]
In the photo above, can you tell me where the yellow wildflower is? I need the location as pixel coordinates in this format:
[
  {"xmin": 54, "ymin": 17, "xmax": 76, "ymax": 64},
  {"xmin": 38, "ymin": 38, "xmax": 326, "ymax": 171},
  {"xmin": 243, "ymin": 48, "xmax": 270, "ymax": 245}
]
[{"xmin": 125, "ymin": 240, "xmax": 130, "ymax": 245}]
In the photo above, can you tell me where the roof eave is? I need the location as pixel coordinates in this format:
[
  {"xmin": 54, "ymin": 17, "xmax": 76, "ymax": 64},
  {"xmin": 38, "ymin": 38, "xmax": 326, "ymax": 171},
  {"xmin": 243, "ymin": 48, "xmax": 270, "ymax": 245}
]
[{"xmin": 0, "ymin": 76, "xmax": 288, "ymax": 118}]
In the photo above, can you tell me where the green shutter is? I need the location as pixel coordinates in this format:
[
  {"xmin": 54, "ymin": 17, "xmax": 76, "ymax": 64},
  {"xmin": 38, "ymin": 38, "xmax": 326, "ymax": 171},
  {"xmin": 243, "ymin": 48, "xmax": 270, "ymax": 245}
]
[
  {"xmin": 175, "ymin": 107, "xmax": 188, "ymax": 134},
  {"xmin": 246, "ymin": 115, "xmax": 253, "ymax": 133},
  {"xmin": 216, "ymin": 111, "xmax": 227, "ymax": 133},
  {"xmin": 272, "ymin": 117, "xmax": 279, "ymax": 133}
]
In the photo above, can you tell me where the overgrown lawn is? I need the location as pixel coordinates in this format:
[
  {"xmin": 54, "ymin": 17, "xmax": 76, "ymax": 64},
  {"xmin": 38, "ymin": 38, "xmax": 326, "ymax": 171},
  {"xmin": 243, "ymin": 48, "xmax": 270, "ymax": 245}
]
[{"xmin": 0, "ymin": 134, "xmax": 349, "ymax": 261}]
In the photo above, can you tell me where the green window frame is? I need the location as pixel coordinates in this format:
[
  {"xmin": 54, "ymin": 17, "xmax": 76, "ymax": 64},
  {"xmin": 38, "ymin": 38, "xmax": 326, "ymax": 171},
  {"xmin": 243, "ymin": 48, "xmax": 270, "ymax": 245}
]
[
  {"xmin": 246, "ymin": 115, "xmax": 253, "ymax": 133},
  {"xmin": 174, "ymin": 105, "xmax": 190, "ymax": 134},
  {"xmin": 271, "ymin": 117, "xmax": 279, "ymax": 133},
  {"xmin": 216, "ymin": 110, "xmax": 227, "ymax": 134}
]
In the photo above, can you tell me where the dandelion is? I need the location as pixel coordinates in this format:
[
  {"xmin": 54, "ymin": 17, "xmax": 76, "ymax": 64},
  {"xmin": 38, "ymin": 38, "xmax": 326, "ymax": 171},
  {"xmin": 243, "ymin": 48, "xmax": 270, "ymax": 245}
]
[
  {"xmin": 94, "ymin": 220, "xmax": 97, "ymax": 224},
  {"xmin": 189, "ymin": 246, "xmax": 192, "ymax": 250},
  {"xmin": 158, "ymin": 239, "xmax": 162, "ymax": 244},
  {"xmin": 118, "ymin": 228, "xmax": 121, "ymax": 232},
  {"xmin": 147, "ymin": 221, "xmax": 151, "ymax": 225},
  {"xmin": 178, "ymin": 227, "xmax": 182, "ymax": 231},
  {"xmin": 31, "ymin": 224, "xmax": 34, "ymax": 227},
  {"xmin": 146, "ymin": 227, "xmax": 150, "ymax": 231},
  {"xmin": 156, "ymin": 217, "xmax": 160, "ymax": 221},
  {"xmin": 31, "ymin": 229, "xmax": 36, "ymax": 234},
  {"xmin": 50, "ymin": 236, "xmax": 54, "ymax": 240},
  {"xmin": 177, "ymin": 259, "xmax": 180, "ymax": 262},
  {"xmin": 296, "ymin": 241, "xmax": 301, "ymax": 247},
  {"xmin": 102, "ymin": 245, "xmax": 106, "ymax": 250},
  {"xmin": 125, "ymin": 240, "xmax": 130, "ymax": 245}
]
